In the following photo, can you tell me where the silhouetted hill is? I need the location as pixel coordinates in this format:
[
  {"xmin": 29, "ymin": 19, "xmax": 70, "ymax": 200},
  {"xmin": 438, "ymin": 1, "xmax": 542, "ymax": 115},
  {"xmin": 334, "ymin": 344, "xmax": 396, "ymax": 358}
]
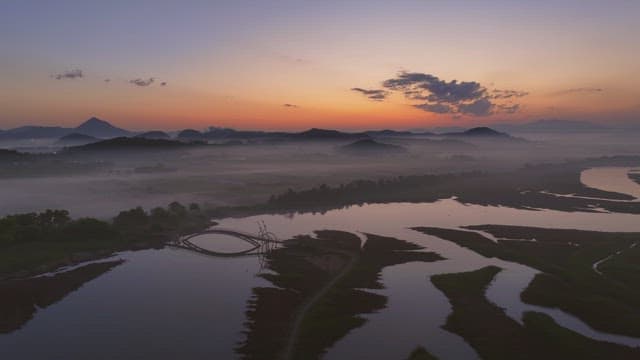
[
  {"xmin": 493, "ymin": 119, "xmax": 608, "ymax": 133},
  {"xmin": 55, "ymin": 133, "xmax": 100, "ymax": 146},
  {"xmin": 135, "ymin": 131, "xmax": 171, "ymax": 140},
  {"xmin": 339, "ymin": 139, "xmax": 407, "ymax": 155},
  {"xmin": 289, "ymin": 128, "xmax": 369, "ymax": 141},
  {"xmin": 65, "ymin": 137, "xmax": 202, "ymax": 152},
  {"xmin": 202, "ymin": 127, "xmax": 276, "ymax": 140},
  {"xmin": 0, "ymin": 126, "xmax": 72, "ymax": 140},
  {"xmin": 442, "ymin": 127, "xmax": 514, "ymax": 139},
  {"xmin": 74, "ymin": 117, "xmax": 131, "ymax": 138},
  {"xmin": 364, "ymin": 129, "xmax": 434, "ymax": 137},
  {"xmin": 177, "ymin": 129, "xmax": 206, "ymax": 141}
]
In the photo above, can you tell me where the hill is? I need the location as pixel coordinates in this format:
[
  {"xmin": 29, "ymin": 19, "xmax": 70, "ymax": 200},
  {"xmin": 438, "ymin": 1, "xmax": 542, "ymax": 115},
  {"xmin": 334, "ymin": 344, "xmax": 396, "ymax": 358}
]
[
  {"xmin": 65, "ymin": 137, "xmax": 201, "ymax": 152},
  {"xmin": 364, "ymin": 129, "xmax": 433, "ymax": 137},
  {"xmin": 74, "ymin": 117, "xmax": 131, "ymax": 138},
  {"xmin": 442, "ymin": 127, "xmax": 510, "ymax": 137},
  {"xmin": 177, "ymin": 129, "xmax": 206, "ymax": 141},
  {"xmin": 493, "ymin": 119, "xmax": 608, "ymax": 133},
  {"xmin": 135, "ymin": 131, "xmax": 171, "ymax": 140},
  {"xmin": 289, "ymin": 128, "xmax": 369, "ymax": 141},
  {"xmin": 0, "ymin": 126, "xmax": 72, "ymax": 140}
]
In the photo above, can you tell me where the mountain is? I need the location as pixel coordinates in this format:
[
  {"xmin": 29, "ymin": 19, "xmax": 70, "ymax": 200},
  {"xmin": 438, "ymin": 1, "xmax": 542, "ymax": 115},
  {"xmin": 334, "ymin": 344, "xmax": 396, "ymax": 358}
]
[
  {"xmin": 442, "ymin": 127, "xmax": 512, "ymax": 138},
  {"xmin": 55, "ymin": 133, "xmax": 100, "ymax": 146},
  {"xmin": 74, "ymin": 117, "xmax": 131, "ymax": 138},
  {"xmin": 364, "ymin": 129, "xmax": 433, "ymax": 137},
  {"xmin": 177, "ymin": 129, "xmax": 206, "ymax": 141},
  {"xmin": 0, "ymin": 126, "xmax": 72, "ymax": 140},
  {"xmin": 135, "ymin": 131, "xmax": 171, "ymax": 140},
  {"xmin": 289, "ymin": 128, "xmax": 369, "ymax": 141},
  {"xmin": 65, "ymin": 137, "xmax": 201, "ymax": 152},
  {"xmin": 339, "ymin": 139, "xmax": 407, "ymax": 155},
  {"xmin": 493, "ymin": 119, "xmax": 608, "ymax": 133}
]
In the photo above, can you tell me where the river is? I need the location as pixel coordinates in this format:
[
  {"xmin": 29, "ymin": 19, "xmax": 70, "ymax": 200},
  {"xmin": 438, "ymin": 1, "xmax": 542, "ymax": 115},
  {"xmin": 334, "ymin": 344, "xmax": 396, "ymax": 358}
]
[{"xmin": 2, "ymin": 167, "xmax": 640, "ymax": 359}]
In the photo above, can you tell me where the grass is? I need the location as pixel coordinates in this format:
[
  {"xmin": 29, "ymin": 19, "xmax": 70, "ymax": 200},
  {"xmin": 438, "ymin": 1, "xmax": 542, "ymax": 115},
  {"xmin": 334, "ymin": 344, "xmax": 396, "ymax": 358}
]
[
  {"xmin": 235, "ymin": 230, "xmax": 443, "ymax": 359},
  {"xmin": 0, "ymin": 203, "xmax": 211, "ymax": 279},
  {"xmin": 417, "ymin": 225, "xmax": 640, "ymax": 337},
  {"xmin": 431, "ymin": 266, "xmax": 640, "ymax": 359}
]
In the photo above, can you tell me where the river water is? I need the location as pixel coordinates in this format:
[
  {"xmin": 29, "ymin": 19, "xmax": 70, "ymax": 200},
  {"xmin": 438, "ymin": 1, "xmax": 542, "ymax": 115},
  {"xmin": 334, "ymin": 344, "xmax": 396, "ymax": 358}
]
[{"xmin": 1, "ymin": 167, "xmax": 640, "ymax": 359}]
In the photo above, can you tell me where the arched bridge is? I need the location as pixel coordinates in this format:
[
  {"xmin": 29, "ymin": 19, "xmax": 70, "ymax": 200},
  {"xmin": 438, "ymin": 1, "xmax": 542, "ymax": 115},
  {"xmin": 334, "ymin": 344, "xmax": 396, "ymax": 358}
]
[{"xmin": 168, "ymin": 222, "xmax": 282, "ymax": 258}]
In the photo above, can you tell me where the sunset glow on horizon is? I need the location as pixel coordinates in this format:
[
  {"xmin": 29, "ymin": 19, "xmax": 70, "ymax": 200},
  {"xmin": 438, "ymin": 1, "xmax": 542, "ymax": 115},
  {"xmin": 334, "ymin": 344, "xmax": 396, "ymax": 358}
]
[{"xmin": 1, "ymin": 0, "xmax": 639, "ymax": 130}]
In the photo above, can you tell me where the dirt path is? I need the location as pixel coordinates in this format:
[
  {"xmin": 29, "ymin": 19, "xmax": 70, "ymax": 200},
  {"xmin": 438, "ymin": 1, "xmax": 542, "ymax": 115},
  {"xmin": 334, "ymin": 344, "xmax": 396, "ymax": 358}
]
[{"xmin": 281, "ymin": 249, "xmax": 360, "ymax": 360}]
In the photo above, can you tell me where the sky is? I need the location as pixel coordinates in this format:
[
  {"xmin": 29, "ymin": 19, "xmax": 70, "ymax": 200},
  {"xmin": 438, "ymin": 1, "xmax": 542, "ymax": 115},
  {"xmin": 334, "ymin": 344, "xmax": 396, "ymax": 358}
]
[{"xmin": 1, "ymin": 0, "xmax": 639, "ymax": 130}]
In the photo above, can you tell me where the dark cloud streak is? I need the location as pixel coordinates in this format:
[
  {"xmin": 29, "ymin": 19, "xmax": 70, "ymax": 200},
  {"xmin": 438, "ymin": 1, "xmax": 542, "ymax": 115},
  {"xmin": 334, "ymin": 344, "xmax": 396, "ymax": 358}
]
[
  {"xmin": 351, "ymin": 87, "xmax": 390, "ymax": 101},
  {"xmin": 555, "ymin": 87, "xmax": 603, "ymax": 95},
  {"xmin": 129, "ymin": 78, "xmax": 155, "ymax": 87},
  {"xmin": 53, "ymin": 69, "xmax": 83, "ymax": 80}
]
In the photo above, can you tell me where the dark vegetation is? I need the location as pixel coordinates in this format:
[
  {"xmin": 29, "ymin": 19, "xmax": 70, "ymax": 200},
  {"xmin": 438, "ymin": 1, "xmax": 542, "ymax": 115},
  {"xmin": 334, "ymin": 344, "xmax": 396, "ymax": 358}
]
[
  {"xmin": 0, "ymin": 202, "xmax": 210, "ymax": 279},
  {"xmin": 236, "ymin": 230, "xmax": 442, "ymax": 359},
  {"xmin": 417, "ymin": 226, "xmax": 640, "ymax": 337},
  {"xmin": 431, "ymin": 266, "xmax": 640, "ymax": 359},
  {"xmin": 266, "ymin": 156, "xmax": 640, "ymax": 214},
  {"xmin": 0, "ymin": 260, "xmax": 123, "ymax": 333},
  {"xmin": 630, "ymin": 171, "xmax": 640, "ymax": 186}
]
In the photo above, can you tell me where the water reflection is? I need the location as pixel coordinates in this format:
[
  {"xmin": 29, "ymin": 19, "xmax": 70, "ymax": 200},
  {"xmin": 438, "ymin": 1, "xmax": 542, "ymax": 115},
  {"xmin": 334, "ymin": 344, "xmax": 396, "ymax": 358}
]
[
  {"xmin": 1, "ymin": 167, "xmax": 640, "ymax": 359},
  {"xmin": 582, "ymin": 167, "xmax": 640, "ymax": 199}
]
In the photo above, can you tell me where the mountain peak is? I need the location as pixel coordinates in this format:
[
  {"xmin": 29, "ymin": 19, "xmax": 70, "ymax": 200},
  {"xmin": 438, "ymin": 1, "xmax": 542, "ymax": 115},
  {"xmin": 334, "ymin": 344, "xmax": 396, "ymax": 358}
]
[
  {"xmin": 83, "ymin": 116, "xmax": 108, "ymax": 124},
  {"xmin": 74, "ymin": 117, "xmax": 130, "ymax": 138},
  {"xmin": 463, "ymin": 127, "xmax": 506, "ymax": 136}
]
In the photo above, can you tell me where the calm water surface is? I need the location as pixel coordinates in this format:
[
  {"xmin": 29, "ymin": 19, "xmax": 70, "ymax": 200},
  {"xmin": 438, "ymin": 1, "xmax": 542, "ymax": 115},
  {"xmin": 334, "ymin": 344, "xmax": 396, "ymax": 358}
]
[{"xmin": 2, "ymin": 167, "xmax": 640, "ymax": 359}]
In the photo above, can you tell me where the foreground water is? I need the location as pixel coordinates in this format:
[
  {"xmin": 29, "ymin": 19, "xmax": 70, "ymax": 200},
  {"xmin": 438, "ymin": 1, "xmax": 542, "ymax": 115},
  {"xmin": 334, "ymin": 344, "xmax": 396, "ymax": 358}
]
[{"xmin": 2, "ymin": 167, "xmax": 640, "ymax": 359}]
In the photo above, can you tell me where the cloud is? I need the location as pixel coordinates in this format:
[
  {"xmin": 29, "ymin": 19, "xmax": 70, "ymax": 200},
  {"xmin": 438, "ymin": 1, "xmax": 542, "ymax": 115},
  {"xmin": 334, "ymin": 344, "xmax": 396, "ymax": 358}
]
[
  {"xmin": 413, "ymin": 103, "xmax": 452, "ymax": 114},
  {"xmin": 491, "ymin": 89, "xmax": 529, "ymax": 99},
  {"xmin": 555, "ymin": 87, "xmax": 603, "ymax": 95},
  {"xmin": 497, "ymin": 104, "xmax": 520, "ymax": 114},
  {"xmin": 129, "ymin": 78, "xmax": 155, "ymax": 87},
  {"xmin": 457, "ymin": 98, "xmax": 493, "ymax": 116},
  {"xmin": 351, "ymin": 87, "xmax": 390, "ymax": 101},
  {"xmin": 283, "ymin": 103, "xmax": 299, "ymax": 108},
  {"xmin": 354, "ymin": 71, "xmax": 528, "ymax": 117},
  {"xmin": 53, "ymin": 69, "xmax": 83, "ymax": 80},
  {"xmin": 382, "ymin": 72, "xmax": 486, "ymax": 103}
]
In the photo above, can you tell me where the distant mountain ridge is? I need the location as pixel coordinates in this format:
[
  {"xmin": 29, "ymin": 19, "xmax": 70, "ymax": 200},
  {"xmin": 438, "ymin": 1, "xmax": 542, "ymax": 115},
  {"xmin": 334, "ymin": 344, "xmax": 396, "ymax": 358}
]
[
  {"xmin": 492, "ymin": 119, "xmax": 608, "ymax": 133},
  {"xmin": 135, "ymin": 131, "xmax": 171, "ymax": 140},
  {"xmin": 0, "ymin": 126, "xmax": 72, "ymax": 140},
  {"xmin": 0, "ymin": 117, "xmax": 131, "ymax": 140},
  {"xmin": 65, "ymin": 137, "xmax": 201, "ymax": 152}
]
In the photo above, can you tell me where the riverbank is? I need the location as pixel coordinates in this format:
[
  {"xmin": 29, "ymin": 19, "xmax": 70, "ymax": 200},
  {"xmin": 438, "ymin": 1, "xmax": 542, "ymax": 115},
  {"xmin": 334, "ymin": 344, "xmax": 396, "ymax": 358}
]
[{"xmin": 0, "ymin": 202, "xmax": 211, "ymax": 280}]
